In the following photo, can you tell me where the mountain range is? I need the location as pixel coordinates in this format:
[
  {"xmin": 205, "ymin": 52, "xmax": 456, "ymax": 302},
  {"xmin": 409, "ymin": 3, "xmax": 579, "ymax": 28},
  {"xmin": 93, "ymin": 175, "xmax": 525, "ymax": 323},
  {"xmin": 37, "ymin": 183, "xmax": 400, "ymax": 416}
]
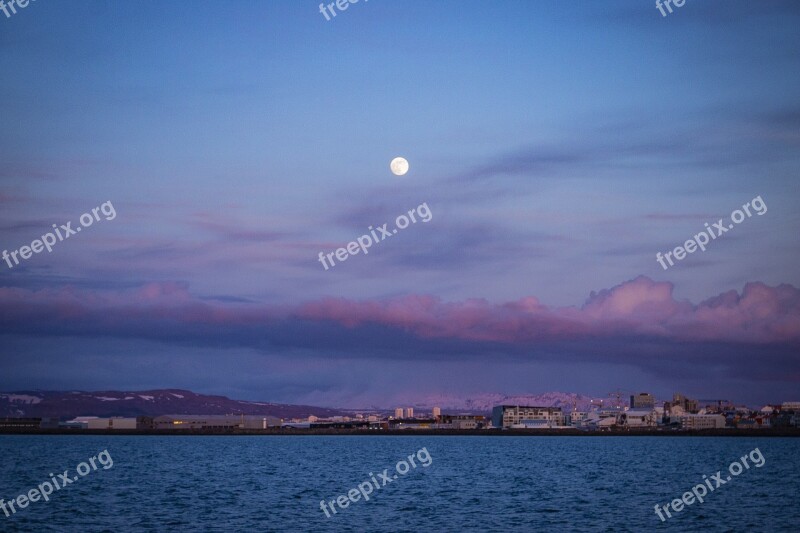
[{"xmin": 0, "ymin": 389, "xmax": 348, "ymax": 420}]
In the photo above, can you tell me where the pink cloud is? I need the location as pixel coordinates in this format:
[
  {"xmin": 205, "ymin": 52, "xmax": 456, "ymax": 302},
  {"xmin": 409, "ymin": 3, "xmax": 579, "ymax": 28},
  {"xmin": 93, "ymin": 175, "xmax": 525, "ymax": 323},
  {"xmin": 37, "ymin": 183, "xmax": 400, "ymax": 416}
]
[
  {"xmin": 296, "ymin": 276, "xmax": 800, "ymax": 345},
  {"xmin": 1, "ymin": 277, "xmax": 798, "ymax": 349}
]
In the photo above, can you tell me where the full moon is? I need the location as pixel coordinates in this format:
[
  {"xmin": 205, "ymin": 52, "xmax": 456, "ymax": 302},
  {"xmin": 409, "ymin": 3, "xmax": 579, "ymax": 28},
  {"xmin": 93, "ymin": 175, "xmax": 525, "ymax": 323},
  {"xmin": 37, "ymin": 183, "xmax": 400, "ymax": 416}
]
[{"xmin": 390, "ymin": 157, "xmax": 409, "ymax": 176}]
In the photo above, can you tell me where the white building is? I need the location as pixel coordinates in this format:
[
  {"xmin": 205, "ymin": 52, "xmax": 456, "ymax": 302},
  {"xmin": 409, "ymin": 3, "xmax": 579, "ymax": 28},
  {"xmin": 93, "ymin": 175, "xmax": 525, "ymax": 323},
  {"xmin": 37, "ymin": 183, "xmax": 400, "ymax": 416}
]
[
  {"xmin": 432, "ymin": 407, "xmax": 441, "ymax": 418},
  {"xmin": 492, "ymin": 405, "xmax": 564, "ymax": 428},
  {"xmin": 583, "ymin": 409, "xmax": 624, "ymax": 430},
  {"xmin": 404, "ymin": 408, "xmax": 414, "ymax": 418},
  {"xmin": 620, "ymin": 409, "xmax": 657, "ymax": 428},
  {"xmin": 394, "ymin": 408, "xmax": 404, "ymax": 419}
]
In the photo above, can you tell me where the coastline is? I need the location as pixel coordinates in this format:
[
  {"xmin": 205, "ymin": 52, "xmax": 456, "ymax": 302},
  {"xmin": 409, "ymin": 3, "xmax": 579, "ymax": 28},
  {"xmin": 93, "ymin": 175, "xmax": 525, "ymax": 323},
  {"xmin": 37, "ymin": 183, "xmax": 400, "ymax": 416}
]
[{"xmin": 2, "ymin": 428, "xmax": 799, "ymax": 437}]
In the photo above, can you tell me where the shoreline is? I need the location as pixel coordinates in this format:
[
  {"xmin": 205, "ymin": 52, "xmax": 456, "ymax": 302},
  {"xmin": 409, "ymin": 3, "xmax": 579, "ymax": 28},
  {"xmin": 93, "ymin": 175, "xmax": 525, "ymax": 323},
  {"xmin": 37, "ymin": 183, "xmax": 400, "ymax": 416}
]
[{"xmin": 1, "ymin": 428, "xmax": 798, "ymax": 437}]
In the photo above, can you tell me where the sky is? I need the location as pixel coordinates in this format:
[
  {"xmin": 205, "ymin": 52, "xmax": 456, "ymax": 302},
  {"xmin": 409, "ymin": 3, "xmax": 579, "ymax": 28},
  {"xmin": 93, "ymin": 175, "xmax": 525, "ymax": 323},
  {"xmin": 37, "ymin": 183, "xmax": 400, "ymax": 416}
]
[{"xmin": 1, "ymin": 0, "xmax": 799, "ymax": 408}]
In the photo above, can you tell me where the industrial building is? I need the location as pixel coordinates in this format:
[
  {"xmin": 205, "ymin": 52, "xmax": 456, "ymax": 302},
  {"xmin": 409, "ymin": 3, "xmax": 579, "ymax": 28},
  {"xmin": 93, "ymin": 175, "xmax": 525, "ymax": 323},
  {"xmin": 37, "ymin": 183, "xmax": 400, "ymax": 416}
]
[
  {"xmin": 447, "ymin": 415, "xmax": 487, "ymax": 430},
  {"xmin": 620, "ymin": 409, "xmax": 657, "ymax": 427},
  {"xmin": 86, "ymin": 417, "xmax": 153, "ymax": 430},
  {"xmin": 0, "ymin": 417, "xmax": 58, "ymax": 429},
  {"xmin": 153, "ymin": 414, "xmax": 281, "ymax": 430},
  {"xmin": 492, "ymin": 405, "xmax": 564, "ymax": 428}
]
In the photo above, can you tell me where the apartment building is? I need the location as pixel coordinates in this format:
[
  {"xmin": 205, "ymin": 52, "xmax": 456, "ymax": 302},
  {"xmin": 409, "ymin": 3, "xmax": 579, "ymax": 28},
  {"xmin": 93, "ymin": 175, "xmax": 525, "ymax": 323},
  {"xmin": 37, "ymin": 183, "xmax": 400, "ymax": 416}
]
[
  {"xmin": 680, "ymin": 414, "xmax": 726, "ymax": 430},
  {"xmin": 492, "ymin": 405, "xmax": 564, "ymax": 428},
  {"xmin": 630, "ymin": 393, "xmax": 655, "ymax": 409}
]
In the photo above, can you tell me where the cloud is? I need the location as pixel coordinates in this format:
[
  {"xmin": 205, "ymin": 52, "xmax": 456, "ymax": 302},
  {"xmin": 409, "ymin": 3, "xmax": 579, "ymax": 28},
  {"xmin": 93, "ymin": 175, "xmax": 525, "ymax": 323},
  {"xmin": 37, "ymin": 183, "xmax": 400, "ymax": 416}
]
[
  {"xmin": 188, "ymin": 212, "xmax": 285, "ymax": 243},
  {"xmin": 297, "ymin": 276, "xmax": 800, "ymax": 345},
  {"xmin": 1, "ymin": 276, "xmax": 798, "ymax": 384}
]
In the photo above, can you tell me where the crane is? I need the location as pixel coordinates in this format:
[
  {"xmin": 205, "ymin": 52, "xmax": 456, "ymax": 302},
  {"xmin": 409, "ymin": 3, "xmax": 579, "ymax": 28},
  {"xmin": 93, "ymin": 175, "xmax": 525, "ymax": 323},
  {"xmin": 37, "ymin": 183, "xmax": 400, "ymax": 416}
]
[{"xmin": 607, "ymin": 389, "xmax": 634, "ymax": 410}]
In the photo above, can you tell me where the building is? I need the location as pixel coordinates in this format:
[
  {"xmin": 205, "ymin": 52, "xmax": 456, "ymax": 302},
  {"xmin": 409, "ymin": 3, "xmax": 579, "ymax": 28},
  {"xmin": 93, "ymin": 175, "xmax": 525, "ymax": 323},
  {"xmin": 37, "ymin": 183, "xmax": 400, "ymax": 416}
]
[
  {"xmin": 0, "ymin": 417, "xmax": 42, "ymax": 430},
  {"xmin": 0, "ymin": 417, "xmax": 60, "ymax": 430},
  {"xmin": 680, "ymin": 414, "xmax": 726, "ymax": 430},
  {"xmin": 389, "ymin": 418, "xmax": 436, "ymax": 430},
  {"xmin": 583, "ymin": 408, "xmax": 625, "ymax": 430},
  {"xmin": 492, "ymin": 405, "xmax": 564, "ymax": 429},
  {"xmin": 310, "ymin": 420, "xmax": 375, "ymax": 430},
  {"xmin": 447, "ymin": 415, "xmax": 486, "ymax": 430},
  {"xmin": 63, "ymin": 416, "xmax": 99, "ymax": 429},
  {"xmin": 404, "ymin": 408, "xmax": 414, "ymax": 418},
  {"xmin": 671, "ymin": 393, "xmax": 698, "ymax": 414},
  {"xmin": 394, "ymin": 408, "xmax": 404, "ymax": 419},
  {"xmin": 630, "ymin": 393, "xmax": 655, "ymax": 409},
  {"xmin": 432, "ymin": 407, "xmax": 441, "ymax": 418},
  {"xmin": 568, "ymin": 411, "xmax": 590, "ymax": 428},
  {"xmin": 620, "ymin": 409, "xmax": 657, "ymax": 428},
  {"xmin": 86, "ymin": 417, "xmax": 151, "ymax": 430},
  {"xmin": 153, "ymin": 415, "xmax": 281, "ymax": 430},
  {"xmin": 782, "ymin": 402, "xmax": 800, "ymax": 411}
]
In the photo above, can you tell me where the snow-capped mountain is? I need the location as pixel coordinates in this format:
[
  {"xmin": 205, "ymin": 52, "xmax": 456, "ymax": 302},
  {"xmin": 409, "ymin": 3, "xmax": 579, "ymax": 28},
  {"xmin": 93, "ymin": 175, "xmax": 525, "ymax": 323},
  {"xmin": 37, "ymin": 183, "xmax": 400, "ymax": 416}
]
[{"xmin": 410, "ymin": 392, "xmax": 604, "ymax": 413}]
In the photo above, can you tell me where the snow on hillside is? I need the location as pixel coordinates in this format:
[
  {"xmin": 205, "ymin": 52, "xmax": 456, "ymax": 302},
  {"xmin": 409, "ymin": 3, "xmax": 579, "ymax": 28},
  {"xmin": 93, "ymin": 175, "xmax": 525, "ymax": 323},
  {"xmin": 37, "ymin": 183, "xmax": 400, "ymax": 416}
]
[
  {"xmin": 411, "ymin": 392, "xmax": 602, "ymax": 412},
  {"xmin": 0, "ymin": 394, "xmax": 43, "ymax": 404}
]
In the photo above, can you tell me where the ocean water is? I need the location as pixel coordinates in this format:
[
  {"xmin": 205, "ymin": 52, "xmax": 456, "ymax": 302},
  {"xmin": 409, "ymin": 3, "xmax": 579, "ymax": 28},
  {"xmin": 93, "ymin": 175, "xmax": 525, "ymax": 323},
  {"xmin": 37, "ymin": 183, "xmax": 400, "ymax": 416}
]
[{"xmin": 0, "ymin": 435, "xmax": 798, "ymax": 532}]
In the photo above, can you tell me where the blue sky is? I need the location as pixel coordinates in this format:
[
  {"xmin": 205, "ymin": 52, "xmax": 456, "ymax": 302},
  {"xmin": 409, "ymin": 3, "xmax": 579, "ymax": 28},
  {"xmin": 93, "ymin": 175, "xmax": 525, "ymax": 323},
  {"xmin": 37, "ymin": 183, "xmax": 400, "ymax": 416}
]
[{"xmin": 1, "ymin": 1, "xmax": 799, "ymax": 407}]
